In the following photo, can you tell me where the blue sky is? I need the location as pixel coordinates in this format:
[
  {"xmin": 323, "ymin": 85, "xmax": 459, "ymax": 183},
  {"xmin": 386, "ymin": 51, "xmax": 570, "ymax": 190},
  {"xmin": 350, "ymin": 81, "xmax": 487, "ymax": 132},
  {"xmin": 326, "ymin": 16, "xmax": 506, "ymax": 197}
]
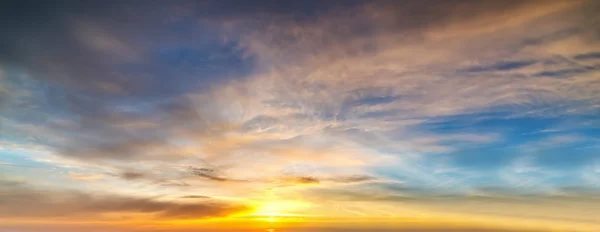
[{"xmin": 1, "ymin": 0, "xmax": 600, "ymax": 231}]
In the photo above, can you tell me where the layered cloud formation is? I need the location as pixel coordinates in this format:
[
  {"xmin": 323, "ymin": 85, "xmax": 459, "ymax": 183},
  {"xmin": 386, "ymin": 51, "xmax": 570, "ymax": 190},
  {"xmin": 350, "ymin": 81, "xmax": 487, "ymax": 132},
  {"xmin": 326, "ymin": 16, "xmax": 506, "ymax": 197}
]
[{"xmin": 1, "ymin": 0, "xmax": 600, "ymax": 231}]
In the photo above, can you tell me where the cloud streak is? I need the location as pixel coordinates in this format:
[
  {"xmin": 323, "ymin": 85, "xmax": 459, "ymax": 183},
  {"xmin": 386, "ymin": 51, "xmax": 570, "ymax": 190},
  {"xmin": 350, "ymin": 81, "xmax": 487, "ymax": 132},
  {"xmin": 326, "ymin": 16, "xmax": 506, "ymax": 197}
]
[{"xmin": 0, "ymin": 180, "xmax": 248, "ymax": 219}]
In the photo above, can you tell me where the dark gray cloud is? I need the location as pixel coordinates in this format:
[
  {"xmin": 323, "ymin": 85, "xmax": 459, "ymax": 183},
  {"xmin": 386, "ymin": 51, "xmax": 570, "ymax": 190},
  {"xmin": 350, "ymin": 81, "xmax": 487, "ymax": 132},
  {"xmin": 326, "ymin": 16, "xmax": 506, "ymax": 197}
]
[
  {"xmin": 281, "ymin": 175, "xmax": 376, "ymax": 185},
  {"xmin": 120, "ymin": 171, "xmax": 146, "ymax": 180},
  {"xmin": 188, "ymin": 167, "xmax": 237, "ymax": 182},
  {"xmin": 535, "ymin": 66, "xmax": 599, "ymax": 77},
  {"xmin": 463, "ymin": 60, "xmax": 538, "ymax": 72},
  {"xmin": 574, "ymin": 52, "xmax": 600, "ymax": 60},
  {"xmin": 288, "ymin": 176, "xmax": 321, "ymax": 185},
  {"xmin": 180, "ymin": 195, "xmax": 211, "ymax": 199}
]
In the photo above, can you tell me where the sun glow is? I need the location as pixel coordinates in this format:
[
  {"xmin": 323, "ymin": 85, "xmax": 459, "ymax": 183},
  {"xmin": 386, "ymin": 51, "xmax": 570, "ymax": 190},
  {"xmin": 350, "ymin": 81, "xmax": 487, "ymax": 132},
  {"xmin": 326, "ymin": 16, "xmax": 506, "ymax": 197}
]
[{"xmin": 250, "ymin": 200, "xmax": 311, "ymax": 221}]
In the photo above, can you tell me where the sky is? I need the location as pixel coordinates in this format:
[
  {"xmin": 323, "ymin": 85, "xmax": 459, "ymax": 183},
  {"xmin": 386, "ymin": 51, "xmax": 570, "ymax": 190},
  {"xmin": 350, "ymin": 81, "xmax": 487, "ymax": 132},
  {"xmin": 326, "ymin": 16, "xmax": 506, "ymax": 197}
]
[{"xmin": 0, "ymin": 0, "xmax": 600, "ymax": 231}]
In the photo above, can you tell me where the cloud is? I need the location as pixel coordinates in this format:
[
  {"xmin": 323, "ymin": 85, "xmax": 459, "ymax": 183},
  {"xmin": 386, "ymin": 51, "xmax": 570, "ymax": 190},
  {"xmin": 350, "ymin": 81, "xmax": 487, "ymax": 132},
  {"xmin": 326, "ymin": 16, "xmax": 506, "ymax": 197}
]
[
  {"xmin": 574, "ymin": 52, "xmax": 600, "ymax": 60},
  {"xmin": 463, "ymin": 60, "xmax": 539, "ymax": 72},
  {"xmin": 2, "ymin": 0, "xmax": 596, "ymax": 166},
  {"xmin": 0, "ymin": 0, "xmax": 599, "ymax": 220},
  {"xmin": 184, "ymin": 165, "xmax": 375, "ymax": 187},
  {"xmin": 272, "ymin": 175, "xmax": 375, "ymax": 186},
  {"xmin": 120, "ymin": 171, "xmax": 146, "ymax": 181},
  {"xmin": 180, "ymin": 195, "xmax": 211, "ymax": 199},
  {"xmin": 0, "ymin": 182, "xmax": 248, "ymax": 219},
  {"xmin": 68, "ymin": 172, "xmax": 104, "ymax": 181},
  {"xmin": 189, "ymin": 167, "xmax": 238, "ymax": 182},
  {"xmin": 233, "ymin": 0, "xmax": 599, "ymax": 120},
  {"xmin": 286, "ymin": 176, "xmax": 320, "ymax": 185},
  {"xmin": 326, "ymin": 175, "xmax": 377, "ymax": 184}
]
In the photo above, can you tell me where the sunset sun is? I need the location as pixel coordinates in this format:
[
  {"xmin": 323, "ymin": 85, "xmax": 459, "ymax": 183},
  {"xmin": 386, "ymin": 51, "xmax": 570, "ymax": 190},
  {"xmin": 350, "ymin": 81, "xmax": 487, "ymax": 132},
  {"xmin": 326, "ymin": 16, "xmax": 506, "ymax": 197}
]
[{"xmin": 250, "ymin": 200, "xmax": 311, "ymax": 222}]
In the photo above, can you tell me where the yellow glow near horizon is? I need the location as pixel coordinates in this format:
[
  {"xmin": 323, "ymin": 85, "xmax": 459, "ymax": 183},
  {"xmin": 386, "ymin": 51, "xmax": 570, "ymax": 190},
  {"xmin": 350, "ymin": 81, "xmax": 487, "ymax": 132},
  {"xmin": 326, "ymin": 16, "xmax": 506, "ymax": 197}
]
[
  {"xmin": 250, "ymin": 200, "xmax": 312, "ymax": 221},
  {"xmin": 267, "ymin": 217, "xmax": 277, "ymax": 223}
]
